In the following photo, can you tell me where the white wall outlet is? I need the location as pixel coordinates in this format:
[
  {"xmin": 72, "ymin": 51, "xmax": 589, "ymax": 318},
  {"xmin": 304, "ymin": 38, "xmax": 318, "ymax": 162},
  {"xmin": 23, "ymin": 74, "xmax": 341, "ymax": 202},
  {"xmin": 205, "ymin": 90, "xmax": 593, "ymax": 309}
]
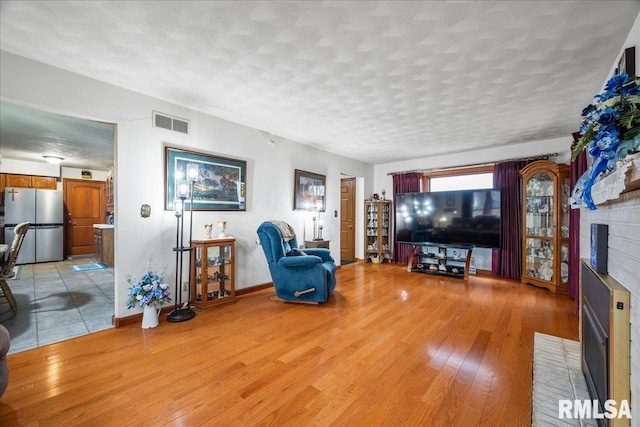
[{"xmin": 182, "ymin": 281, "xmax": 189, "ymax": 291}]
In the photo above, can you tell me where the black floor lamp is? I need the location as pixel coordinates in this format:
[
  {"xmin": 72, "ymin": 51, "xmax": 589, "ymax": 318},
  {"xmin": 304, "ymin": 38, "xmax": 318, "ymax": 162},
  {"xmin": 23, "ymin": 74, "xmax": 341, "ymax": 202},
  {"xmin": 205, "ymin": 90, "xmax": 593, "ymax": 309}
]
[{"xmin": 167, "ymin": 165, "xmax": 197, "ymax": 322}]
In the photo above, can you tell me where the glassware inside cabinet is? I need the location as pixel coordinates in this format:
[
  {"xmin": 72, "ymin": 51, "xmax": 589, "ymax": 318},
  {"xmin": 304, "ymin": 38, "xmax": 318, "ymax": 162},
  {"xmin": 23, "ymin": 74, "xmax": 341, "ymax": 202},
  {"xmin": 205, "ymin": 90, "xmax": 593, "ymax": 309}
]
[
  {"xmin": 560, "ymin": 177, "xmax": 570, "ymax": 238},
  {"xmin": 525, "ymin": 238, "xmax": 554, "ymax": 282},
  {"xmin": 560, "ymin": 241, "xmax": 569, "ymax": 284},
  {"xmin": 524, "ymin": 172, "xmax": 555, "ymax": 237}
]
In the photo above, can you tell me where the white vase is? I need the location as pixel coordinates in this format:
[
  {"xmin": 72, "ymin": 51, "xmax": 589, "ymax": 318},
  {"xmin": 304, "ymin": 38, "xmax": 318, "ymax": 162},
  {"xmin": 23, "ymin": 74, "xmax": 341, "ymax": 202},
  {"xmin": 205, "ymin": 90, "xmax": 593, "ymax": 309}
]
[{"xmin": 141, "ymin": 304, "xmax": 159, "ymax": 329}]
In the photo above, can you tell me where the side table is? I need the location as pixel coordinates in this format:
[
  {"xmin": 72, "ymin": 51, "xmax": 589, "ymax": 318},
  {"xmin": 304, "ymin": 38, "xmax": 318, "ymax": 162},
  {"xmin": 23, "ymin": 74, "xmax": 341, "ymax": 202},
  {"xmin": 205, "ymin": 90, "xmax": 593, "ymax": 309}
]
[{"xmin": 304, "ymin": 240, "xmax": 330, "ymax": 249}]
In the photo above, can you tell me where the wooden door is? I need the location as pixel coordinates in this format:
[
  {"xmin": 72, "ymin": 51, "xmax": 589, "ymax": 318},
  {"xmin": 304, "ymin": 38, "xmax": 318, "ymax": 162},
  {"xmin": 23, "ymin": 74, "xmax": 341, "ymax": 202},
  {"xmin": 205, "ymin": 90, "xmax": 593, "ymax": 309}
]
[
  {"xmin": 340, "ymin": 177, "xmax": 356, "ymax": 262},
  {"xmin": 32, "ymin": 176, "xmax": 57, "ymax": 189},
  {"xmin": 64, "ymin": 179, "xmax": 106, "ymax": 256}
]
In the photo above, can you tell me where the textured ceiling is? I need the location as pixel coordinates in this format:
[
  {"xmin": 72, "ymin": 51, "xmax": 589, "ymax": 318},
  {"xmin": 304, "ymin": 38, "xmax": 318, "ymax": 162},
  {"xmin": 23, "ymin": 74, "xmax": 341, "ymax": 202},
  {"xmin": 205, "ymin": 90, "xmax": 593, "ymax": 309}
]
[
  {"xmin": 1, "ymin": 1, "xmax": 639, "ymax": 167},
  {"xmin": 0, "ymin": 102, "xmax": 115, "ymax": 171}
]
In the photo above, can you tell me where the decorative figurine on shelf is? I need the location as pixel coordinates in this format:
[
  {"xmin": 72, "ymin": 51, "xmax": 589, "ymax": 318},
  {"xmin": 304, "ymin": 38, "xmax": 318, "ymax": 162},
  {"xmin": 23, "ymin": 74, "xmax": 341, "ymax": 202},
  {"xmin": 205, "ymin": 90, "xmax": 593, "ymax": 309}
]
[
  {"xmin": 217, "ymin": 220, "xmax": 227, "ymax": 238},
  {"xmin": 204, "ymin": 223, "xmax": 213, "ymax": 239},
  {"xmin": 381, "ymin": 189, "xmax": 386, "ymax": 200}
]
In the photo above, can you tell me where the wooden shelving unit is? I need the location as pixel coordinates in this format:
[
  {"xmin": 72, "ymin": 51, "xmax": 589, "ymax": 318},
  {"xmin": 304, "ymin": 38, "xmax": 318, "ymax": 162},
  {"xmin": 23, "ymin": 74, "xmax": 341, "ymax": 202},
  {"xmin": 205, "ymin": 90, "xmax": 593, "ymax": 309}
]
[
  {"xmin": 190, "ymin": 238, "xmax": 236, "ymax": 310},
  {"xmin": 364, "ymin": 200, "xmax": 392, "ymax": 263}
]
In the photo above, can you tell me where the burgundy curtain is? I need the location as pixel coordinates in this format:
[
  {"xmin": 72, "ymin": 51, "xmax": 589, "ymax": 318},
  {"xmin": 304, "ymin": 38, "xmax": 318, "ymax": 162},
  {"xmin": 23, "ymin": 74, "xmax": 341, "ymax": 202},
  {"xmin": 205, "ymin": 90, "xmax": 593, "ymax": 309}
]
[
  {"xmin": 492, "ymin": 160, "xmax": 529, "ymax": 278},
  {"xmin": 392, "ymin": 173, "xmax": 421, "ymax": 263},
  {"xmin": 569, "ymin": 133, "xmax": 588, "ymax": 312}
]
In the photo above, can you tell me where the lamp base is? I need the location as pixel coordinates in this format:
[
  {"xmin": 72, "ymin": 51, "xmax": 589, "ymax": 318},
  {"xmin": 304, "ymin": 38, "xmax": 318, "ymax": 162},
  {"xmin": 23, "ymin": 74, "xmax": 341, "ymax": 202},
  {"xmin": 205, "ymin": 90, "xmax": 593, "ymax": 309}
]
[{"xmin": 167, "ymin": 307, "xmax": 196, "ymax": 322}]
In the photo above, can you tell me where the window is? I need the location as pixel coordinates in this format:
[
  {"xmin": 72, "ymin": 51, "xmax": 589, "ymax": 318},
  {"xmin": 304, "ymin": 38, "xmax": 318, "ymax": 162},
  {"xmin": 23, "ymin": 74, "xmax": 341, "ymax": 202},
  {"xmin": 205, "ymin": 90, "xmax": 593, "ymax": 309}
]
[
  {"xmin": 430, "ymin": 172, "xmax": 494, "ymax": 191},
  {"xmin": 421, "ymin": 165, "xmax": 494, "ymax": 192}
]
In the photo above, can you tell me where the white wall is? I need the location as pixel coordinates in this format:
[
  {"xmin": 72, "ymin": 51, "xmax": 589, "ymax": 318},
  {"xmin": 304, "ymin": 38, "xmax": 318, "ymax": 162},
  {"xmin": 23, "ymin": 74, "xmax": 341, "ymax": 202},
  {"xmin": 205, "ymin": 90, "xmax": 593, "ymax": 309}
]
[
  {"xmin": 61, "ymin": 167, "xmax": 109, "ymax": 182},
  {"xmin": 1, "ymin": 50, "xmax": 373, "ymax": 318},
  {"xmin": 0, "ymin": 158, "xmax": 60, "ymax": 177}
]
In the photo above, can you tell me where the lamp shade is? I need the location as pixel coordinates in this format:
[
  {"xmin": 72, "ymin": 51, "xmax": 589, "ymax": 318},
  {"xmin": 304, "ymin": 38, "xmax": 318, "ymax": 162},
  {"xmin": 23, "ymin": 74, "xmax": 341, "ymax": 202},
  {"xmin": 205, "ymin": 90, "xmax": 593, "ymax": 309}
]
[
  {"xmin": 187, "ymin": 163, "xmax": 199, "ymax": 182},
  {"xmin": 174, "ymin": 199, "xmax": 183, "ymax": 217},
  {"xmin": 177, "ymin": 180, "xmax": 189, "ymax": 198}
]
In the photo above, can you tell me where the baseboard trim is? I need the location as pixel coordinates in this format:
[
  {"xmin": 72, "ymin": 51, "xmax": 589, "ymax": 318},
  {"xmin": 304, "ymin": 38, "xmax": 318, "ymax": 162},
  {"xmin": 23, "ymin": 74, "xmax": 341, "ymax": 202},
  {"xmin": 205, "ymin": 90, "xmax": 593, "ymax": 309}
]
[
  {"xmin": 114, "ymin": 285, "xmax": 275, "ymax": 327},
  {"xmin": 475, "ymin": 268, "xmax": 493, "ymax": 277},
  {"xmin": 114, "ymin": 305, "xmax": 175, "ymax": 328},
  {"xmin": 236, "ymin": 282, "xmax": 273, "ymax": 296}
]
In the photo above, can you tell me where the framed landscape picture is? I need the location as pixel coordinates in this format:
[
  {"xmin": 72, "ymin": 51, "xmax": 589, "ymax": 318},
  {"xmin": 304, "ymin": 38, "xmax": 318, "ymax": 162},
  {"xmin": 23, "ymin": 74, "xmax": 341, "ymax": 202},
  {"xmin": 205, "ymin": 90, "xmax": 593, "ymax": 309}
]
[
  {"xmin": 293, "ymin": 169, "xmax": 326, "ymax": 211},
  {"xmin": 165, "ymin": 146, "xmax": 246, "ymax": 211}
]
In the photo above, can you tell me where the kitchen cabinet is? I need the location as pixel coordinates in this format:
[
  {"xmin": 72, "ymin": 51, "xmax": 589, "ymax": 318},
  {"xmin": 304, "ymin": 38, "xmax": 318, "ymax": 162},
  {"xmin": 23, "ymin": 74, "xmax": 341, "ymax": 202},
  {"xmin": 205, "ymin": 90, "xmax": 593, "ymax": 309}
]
[
  {"xmin": 2, "ymin": 174, "xmax": 57, "ymax": 189},
  {"xmin": 105, "ymin": 170, "xmax": 114, "ymax": 212},
  {"xmin": 93, "ymin": 225, "xmax": 114, "ymax": 267}
]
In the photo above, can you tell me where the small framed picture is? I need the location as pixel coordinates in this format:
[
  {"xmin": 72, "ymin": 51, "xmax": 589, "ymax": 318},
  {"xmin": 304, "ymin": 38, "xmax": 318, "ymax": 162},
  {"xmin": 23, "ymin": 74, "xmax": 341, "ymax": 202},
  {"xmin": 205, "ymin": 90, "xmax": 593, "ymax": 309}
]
[{"xmin": 293, "ymin": 169, "xmax": 326, "ymax": 211}]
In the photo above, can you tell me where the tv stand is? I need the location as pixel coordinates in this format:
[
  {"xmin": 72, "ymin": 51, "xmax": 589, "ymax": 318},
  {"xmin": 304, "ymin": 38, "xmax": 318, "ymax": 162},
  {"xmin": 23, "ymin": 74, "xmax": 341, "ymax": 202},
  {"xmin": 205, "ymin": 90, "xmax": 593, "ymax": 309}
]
[{"xmin": 407, "ymin": 243, "xmax": 474, "ymax": 280}]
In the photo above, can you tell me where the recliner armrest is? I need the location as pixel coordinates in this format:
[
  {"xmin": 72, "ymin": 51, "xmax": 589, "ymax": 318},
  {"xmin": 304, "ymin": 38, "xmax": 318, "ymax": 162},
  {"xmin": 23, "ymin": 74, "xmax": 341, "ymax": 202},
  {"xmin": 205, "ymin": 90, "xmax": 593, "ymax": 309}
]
[
  {"xmin": 278, "ymin": 255, "xmax": 322, "ymax": 268},
  {"xmin": 302, "ymin": 248, "xmax": 333, "ymax": 262}
]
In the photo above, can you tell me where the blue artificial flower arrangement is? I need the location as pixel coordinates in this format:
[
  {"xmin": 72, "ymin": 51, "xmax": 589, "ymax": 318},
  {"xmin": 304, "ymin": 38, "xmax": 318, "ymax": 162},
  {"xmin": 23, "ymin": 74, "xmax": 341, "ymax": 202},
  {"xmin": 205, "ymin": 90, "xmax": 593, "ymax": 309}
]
[
  {"xmin": 126, "ymin": 259, "xmax": 171, "ymax": 308},
  {"xmin": 571, "ymin": 73, "xmax": 640, "ymax": 209}
]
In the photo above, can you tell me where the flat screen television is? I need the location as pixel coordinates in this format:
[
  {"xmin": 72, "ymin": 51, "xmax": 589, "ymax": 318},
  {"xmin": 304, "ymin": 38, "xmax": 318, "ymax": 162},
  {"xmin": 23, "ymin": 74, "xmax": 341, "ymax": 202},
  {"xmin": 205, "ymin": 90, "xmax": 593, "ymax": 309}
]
[{"xmin": 395, "ymin": 189, "xmax": 501, "ymax": 248}]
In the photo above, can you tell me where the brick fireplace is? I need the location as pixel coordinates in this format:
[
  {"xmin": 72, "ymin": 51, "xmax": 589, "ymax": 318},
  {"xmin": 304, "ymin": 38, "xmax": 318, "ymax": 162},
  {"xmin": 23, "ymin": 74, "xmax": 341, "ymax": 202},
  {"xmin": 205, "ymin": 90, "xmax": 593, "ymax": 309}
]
[{"xmin": 580, "ymin": 186, "xmax": 640, "ymax": 420}]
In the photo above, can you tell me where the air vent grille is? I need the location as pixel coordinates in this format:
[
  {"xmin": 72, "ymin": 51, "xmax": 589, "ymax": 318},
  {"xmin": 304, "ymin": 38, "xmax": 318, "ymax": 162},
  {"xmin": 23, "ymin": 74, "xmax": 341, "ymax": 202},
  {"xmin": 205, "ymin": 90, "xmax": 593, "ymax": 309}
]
[
  {"xmin": 153, "ymin": 111, "xmax": 190, "ymax": 134},
  {"xmin": 172, "ymin": 118, "xmax": 189, "ymax": 134}
]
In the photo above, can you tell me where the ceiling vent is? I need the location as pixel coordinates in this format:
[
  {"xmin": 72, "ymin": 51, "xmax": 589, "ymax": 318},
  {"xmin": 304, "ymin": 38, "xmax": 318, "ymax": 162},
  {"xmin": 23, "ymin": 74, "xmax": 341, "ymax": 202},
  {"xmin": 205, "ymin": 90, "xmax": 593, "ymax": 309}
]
[{"xmin": 153, "ymin": 111, "xmax": 189, "ymax": 134}]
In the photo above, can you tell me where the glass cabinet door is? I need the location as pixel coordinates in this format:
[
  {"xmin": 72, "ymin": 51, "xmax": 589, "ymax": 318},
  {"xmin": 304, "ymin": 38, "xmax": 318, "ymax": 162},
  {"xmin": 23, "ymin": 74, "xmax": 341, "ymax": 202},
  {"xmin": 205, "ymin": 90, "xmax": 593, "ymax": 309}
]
[
  {"xmin": 195, "ymin": 243, "xmax": 233, "ymax": 303},
  {"xmin": 520, "ymin": 160, "xmax": 570, "ymax": 293},
  {"xmin": 525, "ymin": 238, "xmax": 554, "ymax": 282},
  {"xmin": 524, "ymin": 172, "xmax": 555, "ymax": 282},
  {"xmin": 559, "ymin": 177, "xmax": 570, "ymax": 284}
]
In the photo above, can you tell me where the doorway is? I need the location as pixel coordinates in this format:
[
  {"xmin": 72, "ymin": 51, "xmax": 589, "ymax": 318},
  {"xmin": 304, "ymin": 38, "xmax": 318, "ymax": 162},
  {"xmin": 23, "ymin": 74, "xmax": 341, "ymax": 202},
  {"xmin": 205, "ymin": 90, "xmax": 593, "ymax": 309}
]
[
  {"xmin": 0, "ymin": 101, "xmax": 116, "ymax": 351},
  {"xmin": 64, "ymin": 178, "xmax": 107, "ymax": 256},
  {"xmin": 340, "ymin": 177, "xmax": 356, "ymax": 264}
]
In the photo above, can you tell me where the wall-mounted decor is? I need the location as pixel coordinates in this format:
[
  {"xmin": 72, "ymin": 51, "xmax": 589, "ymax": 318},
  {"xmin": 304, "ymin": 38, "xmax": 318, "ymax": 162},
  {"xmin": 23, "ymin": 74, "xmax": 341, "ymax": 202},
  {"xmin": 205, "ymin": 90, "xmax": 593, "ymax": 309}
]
[
  {"xmin": 590, "ymin": 223, "xmax": 608, "ymax": 274},
  {"xmin": 617, "ymin": 46, "xmax": 635, "ymax": 76},
  {"xmin": 165, "ymin": 146, "xmax": 246, "ymax": 211},
  {"xmin": 140, "ymin": 204, "xmax": 151, "ymax": 218},
  {"xmin": 293, "ymin": 169, "xmax": 326, "ymax": 211}
]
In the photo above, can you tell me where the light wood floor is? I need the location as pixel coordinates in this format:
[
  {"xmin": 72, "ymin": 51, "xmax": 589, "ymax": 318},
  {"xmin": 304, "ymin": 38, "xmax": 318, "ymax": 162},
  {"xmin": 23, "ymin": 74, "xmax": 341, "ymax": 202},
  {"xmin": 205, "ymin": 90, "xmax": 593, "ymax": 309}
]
[{"xmin": 0, "ymin": 263, "xmax": 578, "ymax": 426}]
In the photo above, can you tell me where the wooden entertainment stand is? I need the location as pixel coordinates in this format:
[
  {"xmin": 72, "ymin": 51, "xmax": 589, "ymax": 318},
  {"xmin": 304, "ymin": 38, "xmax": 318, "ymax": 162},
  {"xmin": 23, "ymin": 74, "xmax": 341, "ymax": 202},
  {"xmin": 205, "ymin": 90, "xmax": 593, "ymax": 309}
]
[{"xmin": 407, "ymin": 242, "xmax": 474, "ymax": 280}]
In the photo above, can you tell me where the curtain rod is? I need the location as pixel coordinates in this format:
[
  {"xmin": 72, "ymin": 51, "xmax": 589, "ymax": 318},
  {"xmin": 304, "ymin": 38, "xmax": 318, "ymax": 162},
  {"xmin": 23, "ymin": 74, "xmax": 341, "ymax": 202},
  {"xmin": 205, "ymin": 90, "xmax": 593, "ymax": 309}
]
[{"xmin": 387, "ymin": 152, "xmax": 558, "ymax": 176}]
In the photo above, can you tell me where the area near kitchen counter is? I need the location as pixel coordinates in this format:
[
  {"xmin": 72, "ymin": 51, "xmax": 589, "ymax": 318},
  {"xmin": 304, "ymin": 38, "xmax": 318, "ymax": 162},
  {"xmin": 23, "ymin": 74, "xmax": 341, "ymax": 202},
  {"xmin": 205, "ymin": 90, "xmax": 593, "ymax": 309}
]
[{"xmin": 93, "ymin": 224, "xmax": 114, "ymax": 267}]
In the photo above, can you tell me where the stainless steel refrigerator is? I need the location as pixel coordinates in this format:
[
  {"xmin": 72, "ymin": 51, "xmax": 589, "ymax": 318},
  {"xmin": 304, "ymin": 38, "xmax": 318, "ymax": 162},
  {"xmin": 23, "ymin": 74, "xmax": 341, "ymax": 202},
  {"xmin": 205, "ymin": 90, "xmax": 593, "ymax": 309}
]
[{"xmin": 4, "ymin": 187, "xmax": 64, "ymax": 264}]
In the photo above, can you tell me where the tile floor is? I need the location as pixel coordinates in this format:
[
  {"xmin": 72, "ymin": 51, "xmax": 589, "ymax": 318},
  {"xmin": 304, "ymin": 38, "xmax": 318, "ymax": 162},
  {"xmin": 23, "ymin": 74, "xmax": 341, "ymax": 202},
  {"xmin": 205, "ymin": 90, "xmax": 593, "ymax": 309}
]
[{"xmin": 0, "ymin": 258, "xmax": 114, "ymax": 355}]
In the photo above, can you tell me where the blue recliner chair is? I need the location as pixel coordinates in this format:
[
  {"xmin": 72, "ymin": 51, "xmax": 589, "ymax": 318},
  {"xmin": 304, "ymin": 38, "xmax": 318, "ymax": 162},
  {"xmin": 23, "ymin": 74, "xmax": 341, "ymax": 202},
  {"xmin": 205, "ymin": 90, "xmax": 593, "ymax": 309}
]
[{"xmin": 257, "ymin": 221, "xmax": 337, "ymax": 303}]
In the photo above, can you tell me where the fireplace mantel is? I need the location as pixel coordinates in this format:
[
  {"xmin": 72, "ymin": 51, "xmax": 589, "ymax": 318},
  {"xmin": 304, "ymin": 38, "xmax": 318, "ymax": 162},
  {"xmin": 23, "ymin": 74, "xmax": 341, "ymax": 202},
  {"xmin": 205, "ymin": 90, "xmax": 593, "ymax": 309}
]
[{"xmin": 589, "ymin": 157, "xmax": 640, "ymax": 206}]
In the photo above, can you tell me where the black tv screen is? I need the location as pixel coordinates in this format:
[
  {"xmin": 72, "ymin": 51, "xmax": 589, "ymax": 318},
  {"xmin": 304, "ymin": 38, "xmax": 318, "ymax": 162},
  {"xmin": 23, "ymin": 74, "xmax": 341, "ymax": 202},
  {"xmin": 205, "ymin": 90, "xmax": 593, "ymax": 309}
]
[{"xmin": 395, "ymin": 189, "xmax": 501, "ymax": 248}]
